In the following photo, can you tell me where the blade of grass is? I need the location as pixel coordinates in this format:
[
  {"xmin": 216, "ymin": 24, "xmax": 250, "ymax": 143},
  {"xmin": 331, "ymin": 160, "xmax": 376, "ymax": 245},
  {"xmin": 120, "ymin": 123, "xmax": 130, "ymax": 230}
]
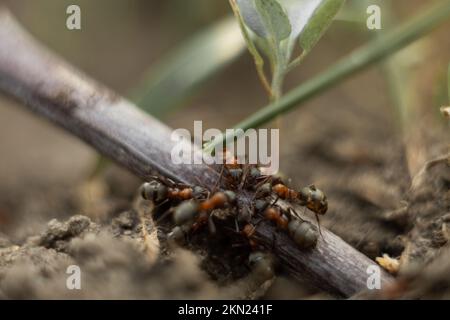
[
  {"xmin": 131, "ymin": 16, "xmax": 245, "ymax": 119},
  {"xmin": 204, "ymin": 0, "xmax": 450, "ymax": 152}
]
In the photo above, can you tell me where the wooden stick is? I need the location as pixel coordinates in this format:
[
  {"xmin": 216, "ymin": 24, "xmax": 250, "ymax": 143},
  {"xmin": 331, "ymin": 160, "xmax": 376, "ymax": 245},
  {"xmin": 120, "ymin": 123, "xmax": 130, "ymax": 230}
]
[{"xmin": 0, "ymin": 9, "xmax": 392, "ymax": 297}]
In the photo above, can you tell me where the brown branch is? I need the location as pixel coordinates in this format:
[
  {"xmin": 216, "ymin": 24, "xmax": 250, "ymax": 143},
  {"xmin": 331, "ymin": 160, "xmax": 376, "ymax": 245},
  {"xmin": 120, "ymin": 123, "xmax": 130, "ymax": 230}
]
[{"xmin": 0, "ymin": 9, "xmax": 393, "ymax": 297}]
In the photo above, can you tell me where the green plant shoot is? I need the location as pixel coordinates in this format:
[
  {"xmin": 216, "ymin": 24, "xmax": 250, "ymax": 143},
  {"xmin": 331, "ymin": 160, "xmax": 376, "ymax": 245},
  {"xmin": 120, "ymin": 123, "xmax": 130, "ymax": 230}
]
[{"xmin": 230, "ymin": 0, "xmax": 345, "ymax": 100}]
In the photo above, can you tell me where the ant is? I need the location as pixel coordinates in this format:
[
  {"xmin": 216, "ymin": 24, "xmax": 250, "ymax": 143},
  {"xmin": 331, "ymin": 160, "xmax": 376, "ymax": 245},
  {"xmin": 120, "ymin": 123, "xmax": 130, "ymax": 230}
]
[
  {"xmin": 248, "ymin": 251, "xmax": 275, "ymax": 283},
  {"xmin": 255, "ymin": 181, "xmax": 328, "ymax": 237},
  {"xmin": 264, "ymin": 205, "xmax": 319, "ymax": 248},
  {"xmin": 241, "ymin": 223, "xmax": 258, "ymax": 249},
  {"xmin": 245, "ymin": 202, "xmax": 319, "ymax": 249},
  {"xmin": 167, "ymin": 224, "xmax": 191, "ymax": 245},
  {"xmin": 298, "ymin": 185, "xmax": 328, "ymax": 238},
  {"xmin": 255, "ymin": 181, "xmax": 328, "ymax": 215},
  {"xmin": 140, "ymin": 176, "xmax": 208, "ymax": 205},
  {"xmin": 172, "ymin": 190, "xmax": 237, "ymax": 235},
  {"xmin": 287, "ymin": 218, "xmax": 318, "ymax": 249},
  {"xmin": 298, "ymin": 185, "xmax": 328, "ymax": 215}
]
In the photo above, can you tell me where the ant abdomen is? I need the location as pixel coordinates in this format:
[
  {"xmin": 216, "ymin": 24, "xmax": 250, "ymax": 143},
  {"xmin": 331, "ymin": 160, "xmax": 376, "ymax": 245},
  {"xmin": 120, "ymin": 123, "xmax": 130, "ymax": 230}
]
[
  {"xmin": 167, "ymin": 224, "xmax": 192, "ymax": 245},
  {"xmin": 288, "ymin": 219, "xmax": 318, "ymax": 249},
  {"xmin": 173, "ymin": 200, "xmax": 200, "ymax": 226}
]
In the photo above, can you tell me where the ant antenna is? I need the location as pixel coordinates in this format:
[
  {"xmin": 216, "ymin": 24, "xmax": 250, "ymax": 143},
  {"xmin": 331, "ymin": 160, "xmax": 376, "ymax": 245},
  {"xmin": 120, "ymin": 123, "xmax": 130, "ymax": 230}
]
[
  {"xmin": 155, "ymin": 207, "xmax": 173, "ymax": 224},
  {"xmin": 238, "ymin": 164, "xmax": 250, "ymax": 190},
  {"xmin": 151, "ymin": 198, "xmax": 169, "ymax": 210}
]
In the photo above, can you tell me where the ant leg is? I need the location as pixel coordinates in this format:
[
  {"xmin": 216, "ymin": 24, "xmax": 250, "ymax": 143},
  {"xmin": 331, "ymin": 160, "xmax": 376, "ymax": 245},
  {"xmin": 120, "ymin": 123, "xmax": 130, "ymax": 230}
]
[
  {"xmin": 211, "ymin": 165, "xmax": 224, "ymax": 194},
  {"xmin": 156, "ymin": 199, "xmax": 169, "ymax": 208},
  {"xmin": 208, "ymin": 214, "xmax": 217, "ymax": 235},
  {"xmin": 315, "ymin": 214, "xmax": 324, "ymax": 240},
  {"xmin": 271, "ymin": 232, "xmax": 277, "ymax": 250},
  {"xmin": 155, "ymin": 208, "xmax": 173, "ymax": 224},
  {"xmin": 234, "ymin": 218, "xmax": 240, "ymax": 233},
  {"xmin": 193, "ymin": 175, "xmax": 207, "ymax": 189}
]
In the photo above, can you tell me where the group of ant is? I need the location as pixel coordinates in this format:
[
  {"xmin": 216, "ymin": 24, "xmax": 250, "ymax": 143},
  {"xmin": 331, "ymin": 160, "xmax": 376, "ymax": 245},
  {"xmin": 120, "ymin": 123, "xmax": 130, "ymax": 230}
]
[{"xmin": 139, "ymin": 150, "xmax": 328, "ymax": 253}]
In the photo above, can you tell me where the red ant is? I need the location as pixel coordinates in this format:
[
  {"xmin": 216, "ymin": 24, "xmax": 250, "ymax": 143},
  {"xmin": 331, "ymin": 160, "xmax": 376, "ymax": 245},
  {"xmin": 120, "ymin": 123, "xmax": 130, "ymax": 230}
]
[
  {"xmin": 140, "ymin": 176, "xmax": 208, "ymax": 205},
  {"xmin": 172, "ymin": 190, "xmax": 237, "ymax": 235},
  {"xmin": 255, "ymin": 180, "xmax": 328, "ymax": 237}
]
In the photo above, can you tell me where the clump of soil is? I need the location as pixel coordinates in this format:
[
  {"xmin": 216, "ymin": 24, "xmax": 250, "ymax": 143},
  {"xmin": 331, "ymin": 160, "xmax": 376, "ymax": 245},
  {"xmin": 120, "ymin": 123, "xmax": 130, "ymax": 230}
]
[{"xmin": 0, "ymin": 213, "xmax": 222, "ymax": 299}]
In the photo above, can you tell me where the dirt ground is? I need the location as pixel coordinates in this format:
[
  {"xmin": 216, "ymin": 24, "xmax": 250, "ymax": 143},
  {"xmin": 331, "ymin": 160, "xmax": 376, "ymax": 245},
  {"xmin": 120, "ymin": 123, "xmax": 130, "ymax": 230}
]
[{"xmin": 0, "ymin": 0, "xmax": 449, "ymax": 299}]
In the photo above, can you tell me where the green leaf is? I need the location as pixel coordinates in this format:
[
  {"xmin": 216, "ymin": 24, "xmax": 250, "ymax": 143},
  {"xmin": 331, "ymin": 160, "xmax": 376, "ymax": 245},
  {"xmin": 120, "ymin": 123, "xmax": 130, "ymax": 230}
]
[
  {"xmin": 236, "ymin": 0, "xmax": 291, "ymax": 43},
  {"xmin": 235, "ymin": 0, "xmax": 267, "ymax": 38},
  {"xmin": 279, "ymin": 0, "xmax": 324, "ymax": 42},
  {"xmin": 298, "ymin": 0, "xmax": 345, "ymax": 54},
  {"xmin": 255, "ymin": 0, "xmax": 292, "ymax": 43}
]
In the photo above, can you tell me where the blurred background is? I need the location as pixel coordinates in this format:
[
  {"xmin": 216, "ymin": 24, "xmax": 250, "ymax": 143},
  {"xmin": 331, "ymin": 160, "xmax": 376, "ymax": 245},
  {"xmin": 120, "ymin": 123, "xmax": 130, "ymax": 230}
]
[{"xmin": 0, "ymin": 0, "xmax": 448, "ymax": 299}]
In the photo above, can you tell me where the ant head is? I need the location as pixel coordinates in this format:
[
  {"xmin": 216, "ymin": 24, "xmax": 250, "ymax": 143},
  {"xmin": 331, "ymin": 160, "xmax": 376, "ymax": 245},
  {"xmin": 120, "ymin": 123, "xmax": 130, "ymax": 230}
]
[
  {"xmin": 192, "ymin": 185, "xmax": 208, "ymax": 200},
  {"xmin": 254, "ymin": 199, "xmax": 269, "ymax": 213},
  {"xmin": 167, "ymin": 226, "xmax": 185, "ymax": 245},
  {"xmin": 310, "ymin": 187, "xmax": 328, "ymax": 215},
  {"xmin": 299, "ymin": 186, "xmax": 312, "ymax": 200},
  {"xmin": 310, "ymin": 185, "xmax": 325, "ymax": 200},
  {"xmin": 256, "ymin": 183, "xmax": 272, "ymax": 198},
  {"xmin": 141, "ymin": 181, "xmax": 168, "ymax": 203},
  {"xmin": 288, "ymin": 220, "xmax": 318, "ymax": 249}
]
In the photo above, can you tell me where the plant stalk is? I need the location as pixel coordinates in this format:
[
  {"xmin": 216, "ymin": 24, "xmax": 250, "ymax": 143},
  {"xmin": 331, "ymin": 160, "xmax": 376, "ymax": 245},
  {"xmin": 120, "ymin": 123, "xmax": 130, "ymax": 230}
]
[{"xmin": 204, "ymin": 0, "xmax": 450, "ymax": 151}]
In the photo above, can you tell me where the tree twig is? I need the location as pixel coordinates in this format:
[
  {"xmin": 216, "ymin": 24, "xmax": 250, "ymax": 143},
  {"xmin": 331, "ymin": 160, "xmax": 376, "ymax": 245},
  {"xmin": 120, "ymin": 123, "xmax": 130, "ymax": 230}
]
[{"xmin": 0, "ymin": 9, "xmax": 392, "ymax": 298}]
